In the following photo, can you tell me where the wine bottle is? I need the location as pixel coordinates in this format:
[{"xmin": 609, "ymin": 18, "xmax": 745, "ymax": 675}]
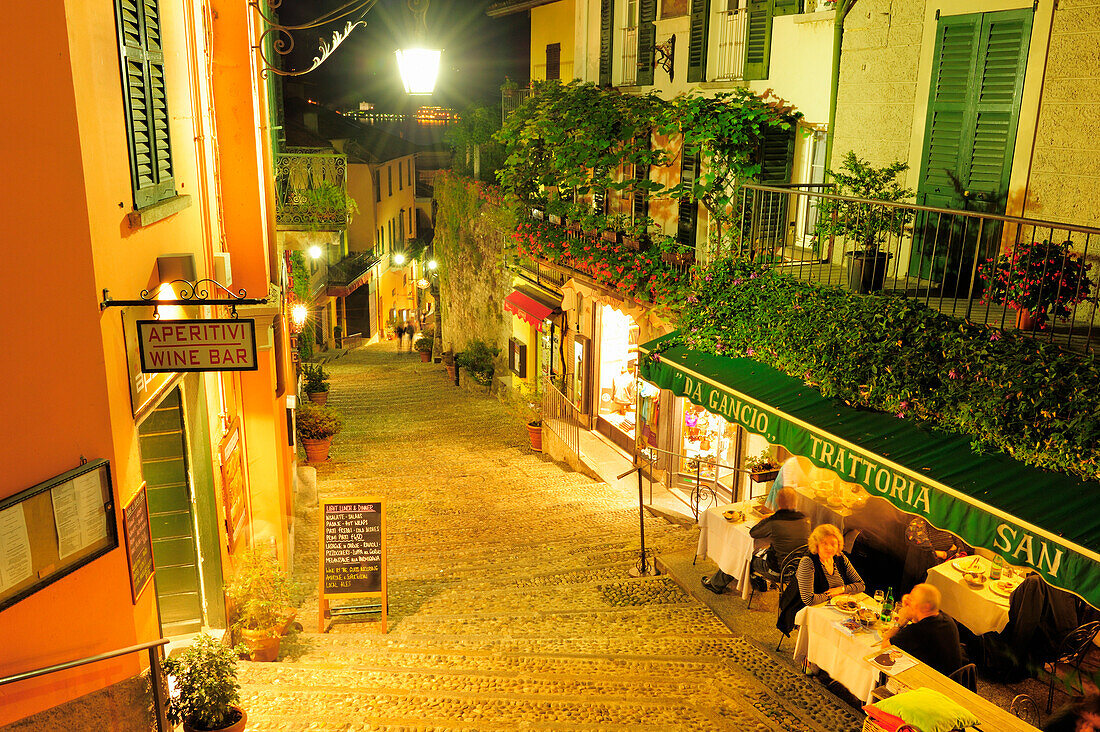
[
  {"xmin": 880, "ymin": 588, "xmax": 894, "ymax": 623},
  {"xmin": 991, "ymin": 555, "xmax": 1003, "ymax": 581}
]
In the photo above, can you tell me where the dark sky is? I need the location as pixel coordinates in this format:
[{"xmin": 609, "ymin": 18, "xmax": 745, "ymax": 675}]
[{"xmin": 277, "ymin": 0, "xmax": 530, "ymax": 111}]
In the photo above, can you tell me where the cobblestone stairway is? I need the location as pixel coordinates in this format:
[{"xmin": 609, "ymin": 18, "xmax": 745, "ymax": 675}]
[{"xmin": 238, "ymin": 346, "xmax": 862, "ymax": 731}]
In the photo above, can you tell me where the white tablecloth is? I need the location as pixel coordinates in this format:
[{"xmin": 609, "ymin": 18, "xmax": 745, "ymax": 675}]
[
  {"xmin": 926, "ymin": 558, "xmax": 1015, "ymax": 635},
  {"xmin": 792, "ymin": 486, "xmax": 854, "ymax": 532},
  {"xmin": 696, "ymin": 502, "xmax": 766, "ymax": 599},
  {"xmin": 793, "ymin": 597, "xmax": 885, "ymax": 704}
]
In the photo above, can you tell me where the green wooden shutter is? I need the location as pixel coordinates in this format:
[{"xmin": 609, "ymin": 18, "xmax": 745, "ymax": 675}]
[
  {"xmin": 599, "ymin": 0, "xmax": 613, "ymax": 86},
  {"xmin": 636, "ymin": 0, "xmax": 658, "ymax": 86},
  {"xmin": 917, "ymin": 14, "xmax": 981, "ymax": 203},
  {"xmin": 743, "ymin": 0, "xmax": 773, "ymax": 81},
  {"xmin": 686, "ymin": 0, "xmax": 711, "ymax": 83},
  {"xmin": 753, "ymin": 124, "xmax": 795, "ymax": 243},
  {"xmin": 116, "ymin": 0, "xmax": 175, "ymax": 209},
  {"xmin": 633, "ymin": 135, "xmax": 651, "ymax": 222},
  {"xmin": 966, "ymin": 11, "xmax": 1032, "ymax": 198},
  {"xmin": 772, "ymin": 0, "xmax": 801, "ymax": 17},
  {"xmin": 677, "ymin": 151, "xmax": 699, "ymax": 245}
]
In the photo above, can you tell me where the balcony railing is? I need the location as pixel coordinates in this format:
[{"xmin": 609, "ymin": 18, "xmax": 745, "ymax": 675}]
[
  {"xmin": 275, "ymin": 151, "xmax": 349, "ymax": 229},
  {"xmin": 327, "ymin": 247, "xmax": 384, "ymax": 296},
  {"xmin": 620, "ymin": 26, "xmax": 639, "ymax": 86},
  {"xmin": 533, "ymin": 61, "xmax": 575, "ymax": 82},
  {"xmin": 502, "ymin": 86, "xmax": 532, "ymax": 123},
  {"xmin": 713, "ymin": 8, "xmax": 748, "ymax": 81},
  {"xmin": 735, "ymin": 183, "xmax": 1100, "ymax": 353}
]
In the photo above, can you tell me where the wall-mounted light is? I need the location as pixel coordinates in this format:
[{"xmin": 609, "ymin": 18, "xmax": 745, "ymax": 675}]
[
  {"xmin": 308, "ymin": 245, "xmax": 323, "ymax": 260},
  {"xmin": 427, "ymin": 259, "xmax": 438, "ymax": 271},
  {"xmin": 291, "ymin": 304, "xmax": 309, "ymax": 328},
  {"xmin": 393, "ymin": 253, "xmax": 407, "ymax": 265}
]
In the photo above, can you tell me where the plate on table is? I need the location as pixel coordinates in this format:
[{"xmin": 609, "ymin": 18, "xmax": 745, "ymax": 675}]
[
  {"xmin": 952, "ymin": 555, "xmax": 986, "ymax": 574},
  {"xmin": 831, "ymin": 595, "xmax": 860, "ymax": 614},
  {"xmin": 990, "ymin": 579, "xmax": 1019, "ymax": 597},
  {"xmin": 752, "ymin": 504, "xmax": 774, "ymax": 518},
  {"xmin": 723, "ymin": 509, "xmax": 745, "ymax": 523}
]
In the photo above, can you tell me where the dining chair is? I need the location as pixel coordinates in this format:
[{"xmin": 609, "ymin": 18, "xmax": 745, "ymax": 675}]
[
  {"xmin": 748, "ymin": 543, "xmax": 807, "ymax": 610},
  {"xmin": 774, "ymin": 545, "xmax": 808, "ymax": 651},
  {"xmin": 947, "ymin": 662, "xmax": 977, "ymax": 693},
  {"xmin": 1009, "ymin": 694, "xmax": 1041, "ymax": 725},
  {"xmin": 1043, "ymin": 619, "xmax": 1100, "ymax": 712}
]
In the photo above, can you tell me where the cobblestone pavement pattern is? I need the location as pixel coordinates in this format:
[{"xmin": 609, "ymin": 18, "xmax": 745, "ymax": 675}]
[{"xmin": 239, "ymin": 345, "xmax": 864, "ymax": 732}]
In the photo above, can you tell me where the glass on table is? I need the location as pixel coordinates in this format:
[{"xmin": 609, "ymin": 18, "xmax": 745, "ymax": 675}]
[{"xmin": 873, "ymin": 590, "xmax": 884, "ymax": 605}]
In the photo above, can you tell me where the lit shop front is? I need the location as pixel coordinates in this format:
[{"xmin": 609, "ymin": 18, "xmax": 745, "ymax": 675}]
[{"xmin": 595, "ymin": 305, "xmax": 640, "ymax": 452}]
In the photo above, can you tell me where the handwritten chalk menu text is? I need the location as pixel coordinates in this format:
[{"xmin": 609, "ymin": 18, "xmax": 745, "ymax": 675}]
[
  {"xmin": 137, "ymin": 319, "xmax": 258, "ymax": 373},
  {"xmin": 322, "ymin": 500, "xmax": 385, "ymax": 597}
]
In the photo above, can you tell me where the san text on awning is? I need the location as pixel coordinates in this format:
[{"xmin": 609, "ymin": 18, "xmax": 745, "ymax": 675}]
[
  {"xmin": 503, "ymin": 285, "xmax": 560, "ymax": 331},
  {"xmin": 640, "ymin": 332, "xmax": 1100, "ymax": 610}
]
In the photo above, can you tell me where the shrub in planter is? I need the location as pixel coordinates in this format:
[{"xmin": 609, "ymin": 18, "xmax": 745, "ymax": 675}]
[
  {"xmin": 455, "ymin": 340, "xmax": 499, "ymax": 386},
  {"xmin": 295, "ymin": 403, "xmax": 344, "ymax": 463},
  {"xmin": 978, "ymin": 239, "xmax": 1094, "ymax": 328},
  {"xmin": 225, "ymin": 550, "xmax": 305, "ymax": 662},
  {"xmin": 415, "ymin": 335, "xmax": 434, "ymax": 353},
  {"xmin": 164, "ymin": 633, "xmax": 246, "ymax": 732},
  {"xmin": 301, "ymin": 363, "xmax": 330, "ymax": 403}
]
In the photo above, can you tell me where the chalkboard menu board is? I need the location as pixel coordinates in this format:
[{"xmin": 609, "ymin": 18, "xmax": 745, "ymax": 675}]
[
  {"xmin": 321, "ymin": 499, "xmax": 384, "ymax": 596},
  {"xmin": 123, "ymin": 484, "xmax": 154, "ymax": 604}
]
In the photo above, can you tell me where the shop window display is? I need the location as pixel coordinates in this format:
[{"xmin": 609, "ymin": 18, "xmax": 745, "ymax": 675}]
[
  {"xmin": 680, "ymin": 403, "xmax": 738, "ymax": 491},
  {"xmin": 597, "ymin": 307, "xmax": 640, "ymax": 440}
]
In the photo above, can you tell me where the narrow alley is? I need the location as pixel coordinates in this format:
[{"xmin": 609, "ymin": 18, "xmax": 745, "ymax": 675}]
[{"xmin": 238, "ymin": 344, "xmax": 863, "ymax": 731}]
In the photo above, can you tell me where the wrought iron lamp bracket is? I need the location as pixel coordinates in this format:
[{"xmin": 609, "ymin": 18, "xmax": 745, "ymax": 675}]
[
  {"xmin": 249, "ymin": 0, "xmax": 378, "ymax": 78},
  {"xmin": 100, "ymin": 280, "xmax": 267, "ymax": 320},
  {"xmin": 654, "ymin": 35, "xmax": 675, "ymax": 82}
]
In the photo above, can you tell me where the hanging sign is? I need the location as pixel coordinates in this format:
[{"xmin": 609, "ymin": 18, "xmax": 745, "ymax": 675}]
[{"xmin": 137, "ymin": 319, "xmax": 258, "ymax": 373}]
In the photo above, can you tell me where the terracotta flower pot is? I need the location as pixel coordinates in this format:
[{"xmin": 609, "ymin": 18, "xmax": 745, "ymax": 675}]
[
  {"xmin": 445, "ymin": 363, "xmax": 456, "ymax": 381},
  {"xmin": 1014, "ymin": 307, "xmax": 1038, "ymax": 331},
  {"xmin": 239, "ymin": 628, "xmax": 280, "ymax": 662},
  {"xmin": 419, "ymin": 350, "xmax": 432, "ymax": 362},
  {"xmin": 527, "ymin": 422, "xmax": 543, "ymax": 452},
  {"xmin": 183, "ymin": 706, "xmax": 247, "ymax": 732},
  {"xmin": 307, "ymin": 391, "xmax": 329, "ymax": 405},
  {"xmin": 302, "ymin": 437, "xmax": 333, "ymax": 463}
]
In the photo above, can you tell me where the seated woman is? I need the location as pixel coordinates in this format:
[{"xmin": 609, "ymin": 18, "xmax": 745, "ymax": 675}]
[{"xmin": 778, "ymin": 523, "xmax": 865, "ymax": 636}]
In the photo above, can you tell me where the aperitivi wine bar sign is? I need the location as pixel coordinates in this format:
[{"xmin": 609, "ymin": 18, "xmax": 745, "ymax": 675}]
[{"xmin": 137, "ymin": 319, "xmax": 258, "ymax": 373}]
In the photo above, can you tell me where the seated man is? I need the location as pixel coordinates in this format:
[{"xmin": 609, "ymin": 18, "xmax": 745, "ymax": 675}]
[
  {"xmin": 702, "ymin": 488, "xmax": 808, "ymax": 595},
  {"xmin": 881, "ymin": 583, "xmax": 965, "ymax": 676}
]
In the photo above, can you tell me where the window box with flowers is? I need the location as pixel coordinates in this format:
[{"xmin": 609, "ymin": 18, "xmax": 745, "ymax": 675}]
[
  {"xmin": 978, "ymin": 239, "xmax": 1094, "ymax": 330},
  {"xmin": 745, "ymin": 450, "xmax": 781, "ymax": 483}
]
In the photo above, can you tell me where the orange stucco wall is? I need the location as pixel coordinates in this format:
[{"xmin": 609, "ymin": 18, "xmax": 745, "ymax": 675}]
[{"xmin": 0, "ymin": 0, "xmax": 292, "ymax": 723}]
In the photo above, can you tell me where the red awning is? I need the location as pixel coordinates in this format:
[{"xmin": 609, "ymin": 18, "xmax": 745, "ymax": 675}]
[{"xmin": 504, "ymin": 289, "xmax": 557, "ymax": 331}]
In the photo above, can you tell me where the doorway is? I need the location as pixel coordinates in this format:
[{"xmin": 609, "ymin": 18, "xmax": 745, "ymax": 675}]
[{"xmin": 138, "ymin": 387, "xmax": 204, "ymax": 636}]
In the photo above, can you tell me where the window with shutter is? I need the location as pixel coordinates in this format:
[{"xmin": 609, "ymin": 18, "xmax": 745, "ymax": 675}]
[
  {"xmin": 677, "ymin": 151, "xmax": 699, "ymax": 245},
  {"xmin": 911, "ymin": 9, "xmax": 1031, "ymax": 286},
  {"xmin": 686, "ymin": 0, "xmax": 711, "ymax": 83},
  {"xmin": 546, "ymin": 43, "xmax": 561, "ymax": 81},
  {"xmin": 633, "ymin": 137, "xmax": 651, "ymax": 223},
  {"xmin": 599, "ymin": 0, "xmax": 614, "ymax": 86},
  {"xmin": 751, "ymin": 124, "xmax": 795, "ymax": 247},
  {"xmin": 115, "ymin": 0, "xmax": 176, "ymax": 209},
  {"xmin": 743, "ymin": 0, "xmax": 772, "ymax": 81},
  {"xmin": 636, "ymin": 0, "xmax": 657, "ymax": 86},
  {"xmin": 772, "ymin": 0, "xmax": 801, "ymax": 16}
]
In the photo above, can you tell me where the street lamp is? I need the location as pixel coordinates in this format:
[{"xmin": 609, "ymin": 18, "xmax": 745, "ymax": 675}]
[
  {"xmin": 393, "ymin": 253, "xmax": 407, "ymax": 266},
  {"xmin": 395, "ymin": 48, "xmax": 442, "ymax": 95},
  {"xmin": 308, "ymin": 245, "xmax": 323, "ymax": 260}
]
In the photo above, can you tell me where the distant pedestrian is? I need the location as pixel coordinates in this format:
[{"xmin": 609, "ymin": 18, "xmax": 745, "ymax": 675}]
[
  {"xmin": 394, "ymin": 323, "xmax": 405, "ymax": 351},
  {"xmin": 405, "ymin": 326, "xmax": 415, "ymax": 353}
]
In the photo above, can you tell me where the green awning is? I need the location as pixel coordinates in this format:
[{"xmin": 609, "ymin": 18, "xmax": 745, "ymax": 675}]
[{"xmin": 640, "ymin": 332, "xmax": 1100, "ymax": 609}]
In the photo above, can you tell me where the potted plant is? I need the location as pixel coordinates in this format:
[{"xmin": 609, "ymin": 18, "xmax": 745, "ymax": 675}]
[
  {"xmin": 301, "ymin": 363, "xmax": 330, "ymax": 404},
  {"xmin": 455, "ymin": 339, "xmax": 499, "ymax": 388},
  {"xmin": 978, "ymin": 239, "xmax": 1094, "ymax": 330},
  {"xmin": 745, "ymin": 449, "xmax": 781, "ymax": 483},
  {"xmin": 415, "ymin": 335, "xmax": 434, "ymax": 362},
  {"xmin": 295, "ymin": 402, "xmax": 344, "ymax": 463},
  {"xmin": 225, "ymin": 550, "xmax": 302, "ymax": 662},
  {"xmin": 163, "ymin": 633, "xmax": 247, "ymax": 732},
  {"xmin": 815, "ymin": 152, "xmax": 914, "ymax": 293}
]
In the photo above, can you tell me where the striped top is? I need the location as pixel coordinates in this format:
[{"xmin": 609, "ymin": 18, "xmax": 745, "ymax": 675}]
[{"xmin": 797, "ymin": 553, "xmax": 865, "ymax": 606}]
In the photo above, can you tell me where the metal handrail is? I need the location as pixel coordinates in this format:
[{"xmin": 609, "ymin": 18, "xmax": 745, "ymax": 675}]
[{"xmin": 1, "ymin": 638, "xmax": 171, "ymax": 731}]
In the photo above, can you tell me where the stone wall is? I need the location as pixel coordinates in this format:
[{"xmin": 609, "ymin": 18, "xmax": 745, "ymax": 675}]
[
  {"xmin": 1025, "ymin": 0, "xmax": 1100, "ymax": 228},
  {"xmin": 7, "ymin": 672, "xmax": 153, "ymax": 731},
  {"xmin": 435, "ymin": 200, "xmax": 513, "ymax": 374},
  {"xmin": 832, "ymin": 0, "xmax": 924, "ymax": 184}
]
